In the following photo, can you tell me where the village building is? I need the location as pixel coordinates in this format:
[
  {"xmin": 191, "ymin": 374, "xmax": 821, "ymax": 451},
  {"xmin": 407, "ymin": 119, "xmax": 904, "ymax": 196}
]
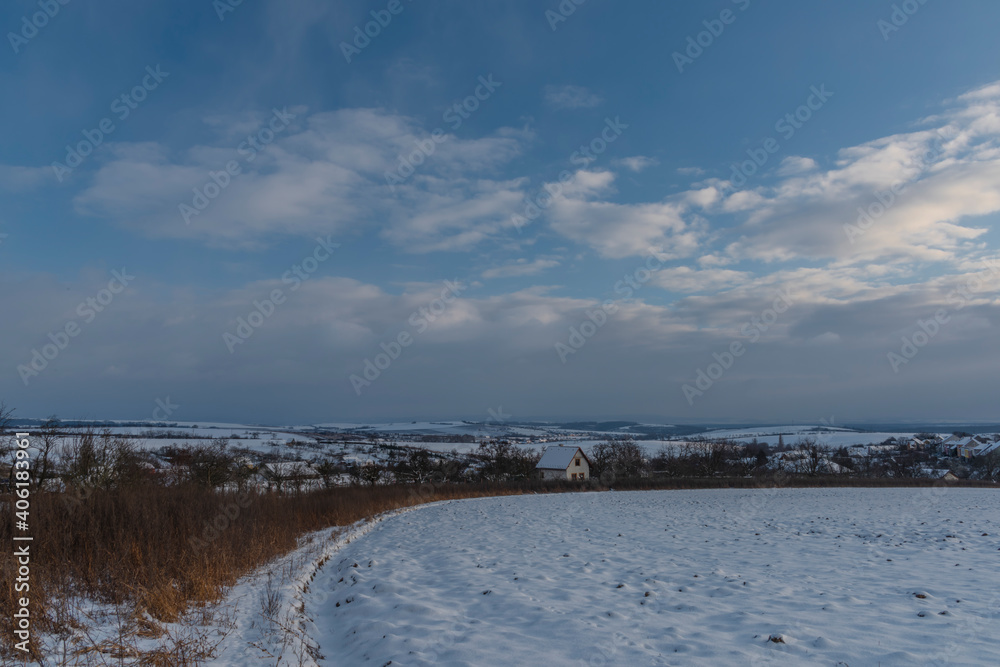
[
  {"xmin": 956, "ymin": 436, "xmax": 989, "ymax": 459},
  {"xmin": 536, "ymin": 445, "xmax": 591, "ymax": 481}
]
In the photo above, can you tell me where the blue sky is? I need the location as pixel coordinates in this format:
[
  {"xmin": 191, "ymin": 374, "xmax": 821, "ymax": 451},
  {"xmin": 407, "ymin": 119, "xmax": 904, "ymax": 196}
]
[{"xmin": 2, "ymin": 0, "xmax": 999, "ymax": 424}]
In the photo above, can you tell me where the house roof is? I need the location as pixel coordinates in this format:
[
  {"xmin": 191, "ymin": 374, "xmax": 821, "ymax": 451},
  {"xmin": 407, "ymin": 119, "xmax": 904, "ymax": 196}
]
[
  {"xmin": 536, "ymin": 445, "xmax": 587, "ymax": 470},
  {"xmin": 975, "ymin": 441, "xmax": 1000, "ymax": 456}
]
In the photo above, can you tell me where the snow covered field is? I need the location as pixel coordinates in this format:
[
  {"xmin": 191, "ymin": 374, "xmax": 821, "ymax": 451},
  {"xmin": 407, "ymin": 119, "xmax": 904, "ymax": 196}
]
[
  {"xmin": 695, "ymin": 426, "xmax": 922, "ymax": 448},
  {"xmin": 299, "ymin": 489, "xmax": 1000, "ymax": 666}
]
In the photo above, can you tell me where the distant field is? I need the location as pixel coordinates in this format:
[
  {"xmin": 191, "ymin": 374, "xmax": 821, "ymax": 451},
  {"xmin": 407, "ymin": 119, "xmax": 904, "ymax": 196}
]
[{"xmin": 303, "ymin": 488, "xmax": 1000, "ymax": 666}]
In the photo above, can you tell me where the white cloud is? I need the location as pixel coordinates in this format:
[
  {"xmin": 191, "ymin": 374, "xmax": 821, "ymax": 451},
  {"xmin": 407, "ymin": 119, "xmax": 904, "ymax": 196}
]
[
  {"xmin": 381, "ymin": 177, "xmax": 529, "ymax": 252},
  {"xmin": 481, "ymin": 257, "xmax": 560, "ymax": 279},
  {"xmin": 808, "ymin": 332, "xmax": 841, "ymax": 345},
  {"xmin": 546, "ymin": 170, "xmax": 704, "ymax": 259},
  {"xmin": 613, "ymin": 156, "xmax": 659, "ymax": 173},
  {"xmin": 717, "ymin": 81, "xmax": 1000, "ymax": 265},
  {"xmin": 4, "ymin": 257, "xmax": 998, "ymax": 421},
  {"xmin": 0, "ymin": 164, "xmax": 53, "ymax": 191},
  {"xmin": 654, "ymin": 267, "xmax": 752, "ymax": 293},
  {"xmin": 543, "ymin": 84, "xmax": 603, "ymax": 110},
  {"xmin": 776, "ymin": 156, "xmax": 818, "ymax": 177},
  {"xmin": 697, "ymin": 254, "xmax": 735, "ymax": 268},
  {"xmin": 73, "ymin": 109, "xmax": 531, "ymax": 251}
]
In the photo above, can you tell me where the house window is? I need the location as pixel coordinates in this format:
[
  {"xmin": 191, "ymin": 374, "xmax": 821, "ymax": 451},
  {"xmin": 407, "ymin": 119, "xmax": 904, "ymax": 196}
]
[{"xmin": 575, "ymin": 459, "xmax": 581, "ymax": 466}]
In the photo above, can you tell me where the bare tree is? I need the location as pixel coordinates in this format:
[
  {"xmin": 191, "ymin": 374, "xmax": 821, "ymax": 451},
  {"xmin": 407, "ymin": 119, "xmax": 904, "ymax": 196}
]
[
  {"xmin": 313, "ymin": 457, "xmax": 345, "ymax": 488},
  {"xmin": 261, "ymin": 462, "xmax": 291, "ymax": 493},
  {"xmin": 590, "ymin": 437, "xmax": 646, "ymax": 481},
  {"xmin": 61, "ymin": 429, "xmax": 146, "ymax": 491},
  {"xmin": 33, "ymin": 415, "xmax": 61, "ymax": 490},
  {"xmin": 648, "ymin": 447, "xmax": 678, "ymax": 476},
  {"xmin": 359, "ymin": 461, "xmax": 385, "ymax": 487},
  {"xmin": 0, "ymin": 401, "xmax": 13, "ymax": 433},
  {"xmin": 799, "ymin": 437, "xmax": 826, "ymax": 476},
  {"xmin": 474, "ymin": 440, "xmax": 539, "ymax": 482},
  {"xmin": 187, "ymin": 439, "xmax": 236, "ymax": 488},
  {"xmin": 975, "ymin": 450, "xmax": 1000, "ymax": 481},
  {"xmin": 0, "ymin": 401, "xmax": 15, "ymax": 488},
  {"xmin": 477, "ymin": 439, "xmax": 514, "ymax": 482},
  {"xmin": 831, "ymin": 446, "xmax": 854, "ymax": 475}
]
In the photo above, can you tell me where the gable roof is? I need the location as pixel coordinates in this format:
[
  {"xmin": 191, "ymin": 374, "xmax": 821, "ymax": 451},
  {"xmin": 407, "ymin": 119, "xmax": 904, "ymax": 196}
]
[
  {"xmin": 974, "ymin": 440, "xmax": 1000, "ymax": 456},
  {"xmin": 536, "ymin": 445, "xmax": 587, "ymax": 470}
]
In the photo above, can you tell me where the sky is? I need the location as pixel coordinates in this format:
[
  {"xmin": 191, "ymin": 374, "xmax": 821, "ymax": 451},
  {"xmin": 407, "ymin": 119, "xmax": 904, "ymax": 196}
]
[{"xmin": 1, "ymin": 0, "xmax": 999, "ymax": 425}]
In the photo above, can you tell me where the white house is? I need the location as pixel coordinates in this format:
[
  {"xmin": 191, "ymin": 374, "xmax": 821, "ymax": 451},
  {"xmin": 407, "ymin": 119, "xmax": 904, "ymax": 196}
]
[
  {"xmin": 956, "ymin": 436, "xmax": 990, "ymax": 459},
  {"xmin": 937, "ymin": 434, "xmax": 963, "ymax": 455},
  {"xmin": 536, "ymin": 445, "xmax": 590, "ymax": 481},
  {"xmin": 963, "ymin": 438, "xmax": 1000, "ymax": 459},
  {"xmin": 908, "ymin": 437, "xmax": 935, "ymax": 451}
]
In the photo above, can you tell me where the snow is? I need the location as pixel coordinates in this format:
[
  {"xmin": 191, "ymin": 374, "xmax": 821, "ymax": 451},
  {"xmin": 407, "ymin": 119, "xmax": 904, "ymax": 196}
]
[
  {"xmin": 312, "ymin": 421, "xmax": 485, "ymax": 434},
  {"xmin": 65, "ymin": 425, "xmax": 316, "ymax": 442},
  {"xmin": 205, "ymin": 510, "xmax": 424, "ymax": 665},
  {"xmin": 977, "ymin": 441, "xmax": 1000, "ymax": 456},
  {"xmin": 28, "ymin": 510, "xmax": 424, "ymax": 666},
  {"xmin": 695, "ymin": 426, "xmax": 923, "ymax": 448},
  {"xmin": 298, "ymin": 488, "xmax": 1000, "ymax": 666},
  {"xmin": 31, "ymin": 488, "xmax": 1000, "ymax": 664},
  {"xmin": 699, "ymin": 425, "xmax": 855, "ymax": 438}
]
